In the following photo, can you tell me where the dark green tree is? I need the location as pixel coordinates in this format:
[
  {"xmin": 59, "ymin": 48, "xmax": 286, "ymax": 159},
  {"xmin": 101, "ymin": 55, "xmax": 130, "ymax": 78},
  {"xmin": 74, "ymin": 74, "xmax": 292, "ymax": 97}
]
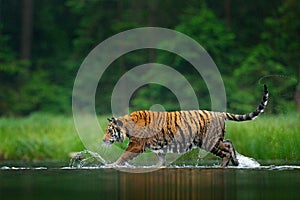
[
  {"xmin": 229, "ymin": 0, "xmax": 299, "ymax": 114},
  {"xmin": 132, "ymin": 2, "xmax": 237, "ymax": 112}
]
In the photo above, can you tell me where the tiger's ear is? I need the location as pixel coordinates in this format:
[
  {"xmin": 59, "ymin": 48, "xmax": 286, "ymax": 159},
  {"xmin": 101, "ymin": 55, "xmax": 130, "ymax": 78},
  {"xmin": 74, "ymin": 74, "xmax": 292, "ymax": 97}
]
[
  {"xmin": 107, "ymin": 117, "xmax": 116, "ymax": 123},
  {"xmin": 107, "ymin": 117, "xmax": 120, "ymax": 125}
]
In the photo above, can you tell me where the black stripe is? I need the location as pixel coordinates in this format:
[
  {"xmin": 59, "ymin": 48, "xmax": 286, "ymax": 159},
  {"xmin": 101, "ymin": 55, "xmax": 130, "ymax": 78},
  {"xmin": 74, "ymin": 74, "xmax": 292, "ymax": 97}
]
[
  {"xmin": 226, "ymin": 113, "xmax": 232, "ymax": 120},
  {"xmin": 245, "ymin": 114, "xmax": 252, "ymax": 120},
  {"xmin": 157, "ymin": 112, "xmax": 165, "ymax": 128},
  {"xmin": 198, "ymin": 110, "xmax": 207, "ymax": 130},
  {"xmin": 210, "ymin": 139, "xmax": 221, "ymax": 154},
  {"xmin": 190, "ymin": 111, "xmax": 200, "ymax": 136},
  {"xmin": 238, "ymin": 115, "xmax": 245, "ymax": 121},
  {"xmin": 138, "ymin": 111, "xmax": 143, "ymax": 119},
  {"xmin": 142, "ymin": 110, "xmax": 146, "ymax": 117},
  {"xmin": 186, "ymin": 111, "xmax": 194, "ymax": 137},
  {"xmin": 226, "ymin": 113, "xmax": 234, "ymax": 120},
  {"xmin": 196, "ymin": 111, "xmax": 205, "ymax": 132},
  {"xmin": 263, "ymin": 95, "xmax": 268, "ymax": 102},
  {"xmin": 180, "ymin": 111, "xmax": 190, "ymax": 141},
  {"xmin": 206, "ymin": 114, "xmax": 221, "ymax": 149},
  {"xmin": 201, "ymin": 110, "xmax": 209, "ymax": 120},
  {"xmin": 145, "ymin": 110, "xmax": 150, "ymax": 125},
  {"xmin": 175, "ymin": 112, "xmax": 186, "ymax": 145},
  {"xmin": 258, "ymin": 103, "xmax": 264, "ymax": 110},
  {"xmin": 162, "ymin": 130, "xmax": 168, "ymax": 146},
  {"xmin": 191, "ymin": 111, "xmax": 203, "ymax": 147}
]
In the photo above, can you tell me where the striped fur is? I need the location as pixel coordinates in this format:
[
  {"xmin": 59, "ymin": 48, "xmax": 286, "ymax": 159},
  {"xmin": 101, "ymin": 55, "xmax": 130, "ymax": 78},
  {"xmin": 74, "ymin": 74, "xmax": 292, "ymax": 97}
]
[{"xmin": 103, "ymin": 85, "xmax": 268, "ymax": 167}]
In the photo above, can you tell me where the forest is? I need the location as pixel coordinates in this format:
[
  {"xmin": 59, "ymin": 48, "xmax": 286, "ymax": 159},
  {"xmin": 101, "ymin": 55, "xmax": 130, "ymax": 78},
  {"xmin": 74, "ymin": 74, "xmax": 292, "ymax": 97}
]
[{"xmin": 0, "ymin": 0, "xmax": 299, "ymax": 116}]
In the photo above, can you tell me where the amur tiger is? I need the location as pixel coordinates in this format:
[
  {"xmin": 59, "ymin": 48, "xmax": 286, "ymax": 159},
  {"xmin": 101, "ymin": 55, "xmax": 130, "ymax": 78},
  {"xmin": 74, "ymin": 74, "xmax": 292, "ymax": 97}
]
[{"xmin": 103, "ymin": 85, "xmax": 268, "ymax": 167}]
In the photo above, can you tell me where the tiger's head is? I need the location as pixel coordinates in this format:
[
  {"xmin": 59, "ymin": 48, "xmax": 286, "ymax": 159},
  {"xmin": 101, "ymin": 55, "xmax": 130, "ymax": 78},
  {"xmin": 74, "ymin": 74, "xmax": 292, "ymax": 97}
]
[{"xmin": 103, "ymin": 117, "xmax": 126, "ymax": 145}]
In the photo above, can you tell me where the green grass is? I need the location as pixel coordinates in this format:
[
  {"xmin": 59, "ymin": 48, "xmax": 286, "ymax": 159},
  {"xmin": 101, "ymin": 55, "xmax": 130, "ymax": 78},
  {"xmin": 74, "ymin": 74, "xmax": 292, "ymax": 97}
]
[
  {"xmin": 0, "ymin": 113, "xmax": 84, "ymax": 161},
  {"xmin": 0, "ymin": 113, "xmax": 299, "ymax": 163},
  {"xmin": 226, "ymin": 113, "xmax": 300, "ymax": 161}
]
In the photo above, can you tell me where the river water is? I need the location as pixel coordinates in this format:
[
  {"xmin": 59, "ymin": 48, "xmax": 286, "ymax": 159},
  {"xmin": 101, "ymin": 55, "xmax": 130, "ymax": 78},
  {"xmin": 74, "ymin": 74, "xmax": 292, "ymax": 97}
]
[{"xmin": 1, "ymin": 164, "xmax": 300, "ymax": 200}]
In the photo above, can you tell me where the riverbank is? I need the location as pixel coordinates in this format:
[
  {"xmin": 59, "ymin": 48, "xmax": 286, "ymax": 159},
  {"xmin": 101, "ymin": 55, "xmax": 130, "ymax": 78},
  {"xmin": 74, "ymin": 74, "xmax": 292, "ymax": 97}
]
[{"xmin": 0, "ymin": 113, "xmax": 299, "ymax": 163}]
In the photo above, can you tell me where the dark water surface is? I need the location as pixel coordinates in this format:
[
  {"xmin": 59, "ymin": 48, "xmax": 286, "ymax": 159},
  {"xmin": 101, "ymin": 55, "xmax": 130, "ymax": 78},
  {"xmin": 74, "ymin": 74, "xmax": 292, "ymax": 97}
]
[{"xmin": 1, "ymin": 165, "xmax": 300, "ymax": 200}]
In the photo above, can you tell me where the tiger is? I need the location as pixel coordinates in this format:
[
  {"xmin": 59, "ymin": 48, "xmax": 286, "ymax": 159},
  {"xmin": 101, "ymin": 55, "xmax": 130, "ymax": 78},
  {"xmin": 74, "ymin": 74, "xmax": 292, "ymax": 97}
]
[{"xmin": 103, "ymin": 85, "xmax": 268, "ymax": 167}]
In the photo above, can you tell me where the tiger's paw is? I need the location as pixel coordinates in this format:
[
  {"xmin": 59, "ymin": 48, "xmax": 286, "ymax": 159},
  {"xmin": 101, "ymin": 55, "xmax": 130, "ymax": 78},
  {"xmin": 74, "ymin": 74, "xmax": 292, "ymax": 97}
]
[
  {"xmin": 105, "ymin": 163, "xmax": 117, "ymax": 168},
  {"xmin": 156, "ymin": 163, "xmax": 167, "ymax": 169},
  {"xmin": 159, "ymin": 165, "xmax": 167, "ymax": 169}
]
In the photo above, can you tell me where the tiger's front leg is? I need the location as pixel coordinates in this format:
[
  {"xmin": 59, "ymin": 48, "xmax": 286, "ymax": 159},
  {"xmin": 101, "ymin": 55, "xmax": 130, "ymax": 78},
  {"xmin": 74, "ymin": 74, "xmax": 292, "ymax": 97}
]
[
  {"xmin": 155, "ymin": 152, "xmax": 166, "ymax": 168},
  {"xmin": 106, "ymin": 139, "xmax": 145, "ymax": 167}
]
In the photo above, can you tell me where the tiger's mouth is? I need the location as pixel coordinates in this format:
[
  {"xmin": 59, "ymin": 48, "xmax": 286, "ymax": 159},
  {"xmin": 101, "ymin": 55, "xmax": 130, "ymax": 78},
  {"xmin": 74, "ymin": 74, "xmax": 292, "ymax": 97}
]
[{"xmin": 102, "ymin": 137, "xmax": 115, "ymax": 145}]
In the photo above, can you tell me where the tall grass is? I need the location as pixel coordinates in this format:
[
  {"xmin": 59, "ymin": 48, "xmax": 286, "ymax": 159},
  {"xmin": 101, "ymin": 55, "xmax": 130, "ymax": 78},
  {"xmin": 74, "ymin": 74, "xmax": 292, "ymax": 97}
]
[
  {"xmin": 0, "ymin": 113, "xmax": 299, "ymax": 162},
  {"xmin": 0, "ymin": 113, "xmax": 84, "ymax": 161},
  {"xmin": 226, "ymin": 113, "xmax": 300, "ymax": 161}
]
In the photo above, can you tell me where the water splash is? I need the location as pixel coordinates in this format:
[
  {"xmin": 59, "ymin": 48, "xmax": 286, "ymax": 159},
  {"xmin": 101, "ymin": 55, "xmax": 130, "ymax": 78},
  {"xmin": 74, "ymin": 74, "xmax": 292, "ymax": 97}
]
[
  {"xmin": 68, "ymin": 150, "xmax": 262, "ymax": 169},
  {"xmin": 0, "ymin": 166, "xmax": 47, "ymax": 170},
  {"xmin": 69, "ymin": 150, "xmax": 107, "ymax": 168},
  {"xmin": 65, "ymin": 150, "xmax": 300, "ymax": 171},
  {"xmin": 236, "ymin": 152, "xmax": 260, "ymax": 168}
]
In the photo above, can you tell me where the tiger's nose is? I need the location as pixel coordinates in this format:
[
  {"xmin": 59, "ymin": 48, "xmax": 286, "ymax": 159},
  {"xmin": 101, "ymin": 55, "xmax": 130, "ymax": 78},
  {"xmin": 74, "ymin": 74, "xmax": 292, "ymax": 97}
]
[
  {"xmin": 102, "ymin": 138, "xmax": 109, "ymax": 144},
  {"xmin": 102, "ymin": 136, "xmax": 108, "ymax": 142}
]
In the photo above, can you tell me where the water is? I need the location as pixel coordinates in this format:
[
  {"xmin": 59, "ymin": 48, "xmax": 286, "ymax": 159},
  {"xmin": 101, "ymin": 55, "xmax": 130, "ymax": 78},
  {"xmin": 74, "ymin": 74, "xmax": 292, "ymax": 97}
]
[
  {"xmin": 68, "ymin": 150, "xmax": 262, "ymax": 170},
  {"xmin": 1, "ymin": 152, "xmax": 300, "ymax": 200},
  {"xmin": 1, "ymin": 165, "xmax": 300, "ymax": 200},
  {"xmin": 69, "ymin": 150, "xmax": 107, "ymax": 168},
  {"xmin": 235, "ymin": 152, "xmax": 261, "ymax": 168}
]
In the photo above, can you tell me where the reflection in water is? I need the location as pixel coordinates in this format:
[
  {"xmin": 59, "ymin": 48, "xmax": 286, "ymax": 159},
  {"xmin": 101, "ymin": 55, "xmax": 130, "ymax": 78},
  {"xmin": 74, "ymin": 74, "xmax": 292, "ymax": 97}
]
[
  {"xmin": 0, "ymin": 167, "xmax": 300, "ymax": 200},
  {"xmin": 102, "ymin": 168, "xmax": 299, "ymax": 200},
  {"xmin": 116, "ymin": 169, "xmax": 227, "ymax": 200}
]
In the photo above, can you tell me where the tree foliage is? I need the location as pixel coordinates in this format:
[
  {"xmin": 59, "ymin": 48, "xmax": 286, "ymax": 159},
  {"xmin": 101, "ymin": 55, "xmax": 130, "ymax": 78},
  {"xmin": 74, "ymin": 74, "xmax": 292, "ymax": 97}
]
[{"xmin": 0, "ymin": 0, "xmax": 299, "ymax": 116}]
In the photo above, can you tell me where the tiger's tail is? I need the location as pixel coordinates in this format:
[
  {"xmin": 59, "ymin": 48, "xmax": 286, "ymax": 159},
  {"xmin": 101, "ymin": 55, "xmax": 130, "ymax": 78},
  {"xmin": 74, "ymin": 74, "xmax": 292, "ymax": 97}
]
[{"xmin": 225, "ymin": 84, "xmax": 269, "ymax": 121}]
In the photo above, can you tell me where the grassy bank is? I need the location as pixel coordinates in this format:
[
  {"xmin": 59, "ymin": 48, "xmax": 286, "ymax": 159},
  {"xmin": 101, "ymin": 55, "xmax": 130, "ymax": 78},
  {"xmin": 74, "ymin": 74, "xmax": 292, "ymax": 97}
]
[
  {"xmin": 226, "ymin": 113, "xmax": 300, "ymax": 161},
  {"xmin": 0, "ymin": 113, "xmax": 84, "ymax": 161},
  {"xmin": 0, "ymin": 113, "xmax": 299, "ymax": 163}
]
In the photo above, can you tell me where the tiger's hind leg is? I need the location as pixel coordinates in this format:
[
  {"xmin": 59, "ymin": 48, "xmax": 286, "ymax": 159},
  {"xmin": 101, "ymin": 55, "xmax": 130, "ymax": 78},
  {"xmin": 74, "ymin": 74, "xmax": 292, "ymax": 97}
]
[
  {"xmin": 211, "ymin": 139, "xmax": 239, "ymax": 167},
  {"xmin": 223, "ymin": 139, "xmax": 239, "ymax": 166}
]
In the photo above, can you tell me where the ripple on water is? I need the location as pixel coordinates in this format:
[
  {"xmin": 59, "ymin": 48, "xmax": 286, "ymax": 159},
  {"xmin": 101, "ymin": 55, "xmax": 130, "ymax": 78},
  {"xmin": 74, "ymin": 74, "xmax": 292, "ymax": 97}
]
[
  {"xmin": 1, "ymin": 165, "xmax": 300, "ymax": 171},
  {"xmin": 1, "ymin": 150, "xmax": 299, "ymax": 171}
]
